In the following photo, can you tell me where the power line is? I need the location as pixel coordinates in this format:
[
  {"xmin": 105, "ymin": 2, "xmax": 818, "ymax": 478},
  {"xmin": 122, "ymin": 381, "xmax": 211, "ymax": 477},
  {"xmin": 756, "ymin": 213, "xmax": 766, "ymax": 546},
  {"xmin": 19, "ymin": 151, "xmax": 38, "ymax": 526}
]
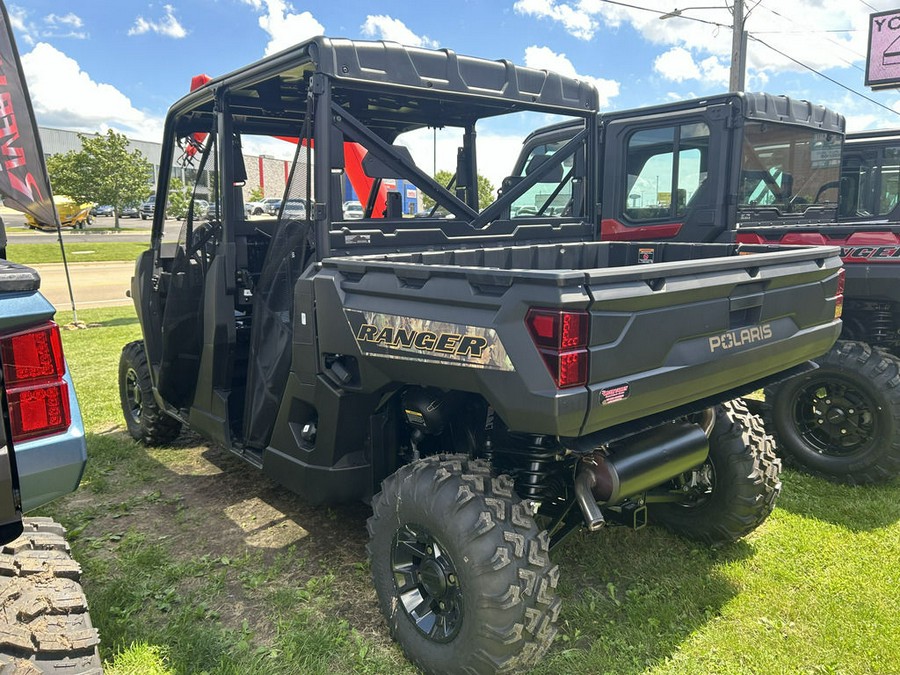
[
  {"xmin": 858, "ymin": 0, "xmax": 878, "ymax": 10},
  {"xmin": 756, "ymin": 0, "xmax": 867, "ymax": 63},
  {"xmin": 749, "ymin": 34, "xmax": 900, "ymax": 118},
  {"xmin": 594, "ymin": 0, "xmax": 731, "ymax": 29}
]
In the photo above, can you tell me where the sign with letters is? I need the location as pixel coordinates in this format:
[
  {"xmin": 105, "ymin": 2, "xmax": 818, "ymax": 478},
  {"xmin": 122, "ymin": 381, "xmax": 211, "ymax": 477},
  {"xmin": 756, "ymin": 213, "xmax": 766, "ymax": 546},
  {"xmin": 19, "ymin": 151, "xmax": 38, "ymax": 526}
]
[{"xmin": 866, "ymin": 9, "xmax": 900, "ymax": 90}]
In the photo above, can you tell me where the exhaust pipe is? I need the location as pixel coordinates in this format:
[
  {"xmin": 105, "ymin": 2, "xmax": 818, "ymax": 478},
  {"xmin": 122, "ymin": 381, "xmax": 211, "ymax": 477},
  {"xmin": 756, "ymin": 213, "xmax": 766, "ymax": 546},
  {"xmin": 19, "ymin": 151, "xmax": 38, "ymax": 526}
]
[{"xmin": 574, "ymin": 419, "xmax": 711, "ymax": 528}]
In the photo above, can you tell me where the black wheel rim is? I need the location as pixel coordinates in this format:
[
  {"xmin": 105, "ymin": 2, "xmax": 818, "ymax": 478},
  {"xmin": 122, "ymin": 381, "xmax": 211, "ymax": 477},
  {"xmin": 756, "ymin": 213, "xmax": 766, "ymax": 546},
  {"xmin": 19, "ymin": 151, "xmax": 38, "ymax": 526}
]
[
  {"xmin": 391, "ymin": 524, "xmax": 463, "ymax": 643},
  {"xmin": 125, "ymin": 367, "xmax": 142, "ymax": 423},
  {"xmin": 791, "ymin": 377, "xmax": 877, "ymax": 457}
]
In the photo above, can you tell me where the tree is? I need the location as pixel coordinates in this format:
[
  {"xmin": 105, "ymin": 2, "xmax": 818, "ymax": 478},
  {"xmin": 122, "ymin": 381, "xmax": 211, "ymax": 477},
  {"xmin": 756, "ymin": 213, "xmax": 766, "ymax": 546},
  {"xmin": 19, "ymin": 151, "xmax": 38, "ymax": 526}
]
[
  {"xmin": 46, "ymin": 129, "xmax": 152, "ymax": 229},
  {"xmin": 248, "ymin": 186, "xmax": 264, "ymax": 203},
  {"xmin": 421, "ymin": 170, "xmax": 495, "ymax": 212},
  {"xmin": 166, "ymin": 177, "xmax": 191, "ymax": 220}
]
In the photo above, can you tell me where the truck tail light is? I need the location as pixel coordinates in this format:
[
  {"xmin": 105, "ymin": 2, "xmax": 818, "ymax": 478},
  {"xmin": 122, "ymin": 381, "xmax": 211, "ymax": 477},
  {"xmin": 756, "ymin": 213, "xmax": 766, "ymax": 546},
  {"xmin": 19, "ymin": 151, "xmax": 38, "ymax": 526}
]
[
  {"xmin": 834, "ymin": 269, "xmax": 845, "ymax": 320},
  {"xmin": 0, "ymin": 322, "xmax": 71, "ymax": 442},
  {"xmin": 526, "ymin": 309, "xmax": 589, "ymax": 389}
]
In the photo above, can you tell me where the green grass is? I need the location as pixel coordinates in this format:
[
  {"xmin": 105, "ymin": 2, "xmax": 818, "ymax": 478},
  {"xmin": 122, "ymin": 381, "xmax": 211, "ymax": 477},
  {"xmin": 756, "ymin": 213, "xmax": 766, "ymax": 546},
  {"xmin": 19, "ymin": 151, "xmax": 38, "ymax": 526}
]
[
  {"xmin": 38, "ymin": 306, "xmax": 900, "ymax": 674},
  {"xmin": 13, "ymin": 241, "xmax": 149, "ymax": 264}
]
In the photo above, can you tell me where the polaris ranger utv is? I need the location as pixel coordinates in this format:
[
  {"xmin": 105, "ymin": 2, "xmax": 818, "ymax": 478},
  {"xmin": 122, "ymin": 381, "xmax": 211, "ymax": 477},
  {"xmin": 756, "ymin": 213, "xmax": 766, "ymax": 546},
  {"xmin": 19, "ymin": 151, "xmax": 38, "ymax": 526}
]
[
  {"xmin": 119, "ymin": 38, "xmax": 843, "ymax": 673},
  {"xmin": 514, "ymin": 94, "xmax": 900, "ymax": 484}
]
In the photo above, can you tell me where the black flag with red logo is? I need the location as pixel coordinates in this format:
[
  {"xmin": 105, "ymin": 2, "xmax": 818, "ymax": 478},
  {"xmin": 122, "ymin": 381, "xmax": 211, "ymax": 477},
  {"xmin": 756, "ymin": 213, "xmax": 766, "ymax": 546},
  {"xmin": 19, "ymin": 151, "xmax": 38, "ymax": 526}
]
[{"xmin": 0, "ymin": 1, "xmax": 58, "ymax": 228}]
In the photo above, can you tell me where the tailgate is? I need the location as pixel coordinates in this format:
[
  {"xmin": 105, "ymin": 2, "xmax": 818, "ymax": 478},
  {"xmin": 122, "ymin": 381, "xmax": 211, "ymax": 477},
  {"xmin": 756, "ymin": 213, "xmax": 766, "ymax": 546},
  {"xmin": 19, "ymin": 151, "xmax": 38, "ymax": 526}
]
[{"xmin": 578, "ymin": 245, "xmax": 843, "ymax": 435}]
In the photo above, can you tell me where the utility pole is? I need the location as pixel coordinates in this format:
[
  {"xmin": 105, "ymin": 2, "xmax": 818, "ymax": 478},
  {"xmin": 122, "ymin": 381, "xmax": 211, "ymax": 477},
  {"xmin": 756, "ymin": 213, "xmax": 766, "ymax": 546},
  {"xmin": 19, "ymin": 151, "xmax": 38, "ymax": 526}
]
[{"xmin": 729, "ymin": 0, "xmax": 747, "ymax": 91}]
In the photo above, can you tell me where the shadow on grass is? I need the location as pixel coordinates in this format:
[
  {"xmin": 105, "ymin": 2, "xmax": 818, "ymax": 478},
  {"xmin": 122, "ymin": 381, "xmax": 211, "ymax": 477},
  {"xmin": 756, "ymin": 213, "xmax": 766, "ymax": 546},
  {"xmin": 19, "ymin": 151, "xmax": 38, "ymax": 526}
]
[
  {"xmin": 532, "ymin": 526, "xmax": 750, "ymax": 675},
  {"xmin": 84, "ymin": 316, "xmax": 140, "ymax": 328},
  {"xmin": 774, "ymin": 469, "xmax": 900, "ymax": 532},
  {"xmin": 56, "ymin": 431, "xmax": 759, "ymax": 675},
  {"xmin": 59, "ymin": 431, "xmax": 405, "ymax": 675}
]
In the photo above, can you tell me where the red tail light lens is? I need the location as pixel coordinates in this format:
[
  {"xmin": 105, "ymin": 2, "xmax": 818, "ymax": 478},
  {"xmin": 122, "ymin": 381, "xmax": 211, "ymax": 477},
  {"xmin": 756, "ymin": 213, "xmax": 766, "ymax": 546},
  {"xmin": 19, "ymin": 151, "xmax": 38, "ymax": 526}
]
[
  {"xmin": 834, "ymin": 268, "xmax": 845, "ymax": 320},
  {"xmin": 526, "ymin": 308, "xmax": 590, "ymax": 388},
  {"xmin": 1, "ymin": 322, "xmax": 71, "ymax": 442},
  {"xmin": 526, "ymin": 309, "xmax": 589, "ymax": 350},
  {"xmin": 1, "ymin": 323, "xmax": 65, "ymax": 387},
  {"xmin": 6, "ymin": 382, "xmax": 71, "ymax": 442}
]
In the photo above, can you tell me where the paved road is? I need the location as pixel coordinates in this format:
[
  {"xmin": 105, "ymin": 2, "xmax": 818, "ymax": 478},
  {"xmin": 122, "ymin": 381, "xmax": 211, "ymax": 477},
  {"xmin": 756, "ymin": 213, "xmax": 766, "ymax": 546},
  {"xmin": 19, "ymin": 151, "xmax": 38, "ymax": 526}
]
[
  {"xmin": 34, "ymin": 261, "xmax": 135, "ymax": 311},
  {"xmin": 2, "ymin": 210, "xmax": 180, "ymax": 245}
]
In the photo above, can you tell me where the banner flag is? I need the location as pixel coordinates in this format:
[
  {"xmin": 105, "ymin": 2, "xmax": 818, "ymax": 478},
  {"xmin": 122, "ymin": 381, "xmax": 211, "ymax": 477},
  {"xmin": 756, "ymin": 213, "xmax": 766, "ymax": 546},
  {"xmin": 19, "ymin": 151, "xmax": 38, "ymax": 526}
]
[{"xmin": 0, "ymin": 1, "xmax": 59, "ymax": 228}]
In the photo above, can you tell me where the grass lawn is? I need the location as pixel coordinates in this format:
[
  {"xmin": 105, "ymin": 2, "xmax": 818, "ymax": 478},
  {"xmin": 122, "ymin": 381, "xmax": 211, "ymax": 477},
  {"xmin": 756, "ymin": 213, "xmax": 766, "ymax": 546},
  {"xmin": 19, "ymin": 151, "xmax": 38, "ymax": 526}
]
[
  {"xmin": 37, "ymin": 305, "xmax": 900, "ymax": 674},
  {"xmin": 12, "ymin": 242, "xmax": 150, "ymax": 265}
]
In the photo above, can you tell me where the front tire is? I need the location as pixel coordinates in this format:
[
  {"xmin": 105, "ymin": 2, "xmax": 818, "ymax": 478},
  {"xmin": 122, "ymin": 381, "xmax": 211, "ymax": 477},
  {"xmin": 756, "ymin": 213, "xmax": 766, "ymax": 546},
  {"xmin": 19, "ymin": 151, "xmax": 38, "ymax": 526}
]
[
  {"xmin": 367, "ymin": 455, "xmax": 560, "ymax": 674},
  {"xmin": 763, "ymin": 340, "xmax": 900, "ymax": 484},
  {"xmin": 651, "ymin": 400, "xmax": 781, "ymax": 546},
  {"xmin": 119, "ymin": 340, "xmax": 182, "ymax": 445}
]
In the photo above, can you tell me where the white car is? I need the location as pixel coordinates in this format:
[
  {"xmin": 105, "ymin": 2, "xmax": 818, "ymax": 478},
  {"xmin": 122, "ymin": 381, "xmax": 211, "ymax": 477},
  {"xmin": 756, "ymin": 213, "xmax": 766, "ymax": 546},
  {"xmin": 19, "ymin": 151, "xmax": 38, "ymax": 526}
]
[
  {"xmin": 343, "ymin": 200, "xmax": 364, "ymax": 219},
  {"xmin": 282, "ymin": 199, "xmax": 308, "ymax": 220}
]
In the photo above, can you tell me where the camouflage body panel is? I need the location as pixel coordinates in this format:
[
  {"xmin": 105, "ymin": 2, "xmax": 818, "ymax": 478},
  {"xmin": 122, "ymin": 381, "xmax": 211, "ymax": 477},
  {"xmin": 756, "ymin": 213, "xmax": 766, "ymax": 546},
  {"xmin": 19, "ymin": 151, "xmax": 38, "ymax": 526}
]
[{"xmin": 346, "ymin": 310, "xmax": 514, "ymax": 371}]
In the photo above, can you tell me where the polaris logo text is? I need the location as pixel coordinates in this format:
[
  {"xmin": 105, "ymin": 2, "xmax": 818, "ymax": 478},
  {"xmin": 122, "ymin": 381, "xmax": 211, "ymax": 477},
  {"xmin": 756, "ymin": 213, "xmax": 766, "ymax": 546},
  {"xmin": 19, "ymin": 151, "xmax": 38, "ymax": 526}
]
[
  {"xmin": 356, "ymin": 324, "xmax": 488, "ymax": 358},
  {"xmin": 708, "ymin": 324, "xmax": 773, "ymax": 352}
]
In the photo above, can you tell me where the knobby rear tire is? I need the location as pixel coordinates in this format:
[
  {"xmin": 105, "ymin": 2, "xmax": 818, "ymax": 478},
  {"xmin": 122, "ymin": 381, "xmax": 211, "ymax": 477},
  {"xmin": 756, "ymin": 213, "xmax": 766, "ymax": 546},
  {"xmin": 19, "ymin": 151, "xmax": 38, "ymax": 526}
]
[
  {"xmin": 367, "ymin": 454, "xmax": 560, "ymax": 674},
  {"xmin": 0, "ymin": 518, "xmax": 101, "ymax": 674},
  {"xmin": 651, "ymin": 400, "xmax": 782, "ymax": 546}
]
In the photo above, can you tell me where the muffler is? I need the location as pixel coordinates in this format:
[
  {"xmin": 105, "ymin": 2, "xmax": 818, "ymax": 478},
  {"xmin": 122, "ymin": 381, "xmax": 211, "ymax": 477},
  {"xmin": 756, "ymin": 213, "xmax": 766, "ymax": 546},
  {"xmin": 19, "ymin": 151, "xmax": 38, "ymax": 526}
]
[{"xmin": 573, "ymin": 419, "xmax": 710, "ymax": 530}]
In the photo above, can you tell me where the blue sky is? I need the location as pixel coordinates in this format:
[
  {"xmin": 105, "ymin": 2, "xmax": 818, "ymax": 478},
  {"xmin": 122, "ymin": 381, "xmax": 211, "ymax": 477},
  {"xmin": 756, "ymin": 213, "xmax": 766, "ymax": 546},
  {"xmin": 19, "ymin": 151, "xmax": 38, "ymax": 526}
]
[{"xmin": 9, "ymin": 0, "xmax": 900, "ymax": 182}]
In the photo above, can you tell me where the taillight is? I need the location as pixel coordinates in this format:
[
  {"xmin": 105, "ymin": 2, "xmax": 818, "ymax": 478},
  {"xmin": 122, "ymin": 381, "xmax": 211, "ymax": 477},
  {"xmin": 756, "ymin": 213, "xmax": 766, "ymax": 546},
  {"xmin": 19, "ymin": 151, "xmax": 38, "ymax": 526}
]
[
  {"xmin": 526, "ymin": 309, "xmax": 589, "ymax": 388},
  {"xmin": 834, "ymin": 268, "xmax": 845, "ymax": 320},
  {"xmin": 0, "ymin": 322, "xmax": 71, "ymax": 442}
]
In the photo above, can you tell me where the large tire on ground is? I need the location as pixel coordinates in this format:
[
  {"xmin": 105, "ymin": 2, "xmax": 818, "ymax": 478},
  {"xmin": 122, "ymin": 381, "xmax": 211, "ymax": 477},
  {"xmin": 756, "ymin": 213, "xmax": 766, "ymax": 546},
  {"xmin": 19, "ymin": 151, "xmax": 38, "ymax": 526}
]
[
  {"xmin": 367, "ymin": 455, "xmax": 561, "ymax": 674},
  {"xmin": 650, "ymin": 400, "xmax": 781, "ymax": 546},
  {"xmin": 119, "ymin": 340, "xmax": 182, "ymax": 445},
  {"xmin": 762, "ymin": 340, "xmax": 900, "ymax": 484},
  {"xmin": 0, "ymin": 517, "xmax": 101, "ymax": 673}
]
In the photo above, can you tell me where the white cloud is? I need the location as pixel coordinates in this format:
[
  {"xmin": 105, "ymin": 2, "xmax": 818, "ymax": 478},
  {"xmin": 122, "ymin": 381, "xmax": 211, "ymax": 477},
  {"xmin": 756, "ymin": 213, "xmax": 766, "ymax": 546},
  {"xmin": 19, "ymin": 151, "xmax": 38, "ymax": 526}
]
[
  {"xmin": 653, "ymin": 48, "xmax": 729, "ymax": 87},
  {"xmin": 653, "ymin": 48, "xmax": 700, "ymax": 82},
  {"xmin": 513, "ymin": 0, "xmax": 598, "ymax": 41},
  {"xmin": 9, "ymin": 5, "xmax": 37, "ymax": 45},
  {"xmin": 42, "ymin": 12, "xmax": 87, "ymax": 40},
  {"xmin": 45, "ymin": 13, "xmax": 83, "ymax": 29},
  {"xmin": 128, "ymin": 5, "xmax": 188, "ymax": 39},
  {"xmin": 524, "ymin": 45, "xmax": 620, "ymax": 108},
  {"xmin": 250, "ymin": 0, "xmax": 324, "ymax": 56},
  {"xmin": 360, "ymin": 16, "xmax": 438, "ymax": 49},
  {"xmin": 21, "ymin": 43, "xmax": 162, "ymax": 142},
  {"xmin": 514, "ymin": 0, "xmax": 883, "ymax": 84}
]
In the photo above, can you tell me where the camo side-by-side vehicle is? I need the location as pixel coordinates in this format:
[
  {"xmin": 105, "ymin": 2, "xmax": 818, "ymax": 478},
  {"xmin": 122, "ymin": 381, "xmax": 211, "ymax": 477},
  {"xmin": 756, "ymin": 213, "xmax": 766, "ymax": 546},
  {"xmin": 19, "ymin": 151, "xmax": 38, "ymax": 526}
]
[{"xmin": 119, "ymin": 38, "xmax": 843, "ymax": 673}]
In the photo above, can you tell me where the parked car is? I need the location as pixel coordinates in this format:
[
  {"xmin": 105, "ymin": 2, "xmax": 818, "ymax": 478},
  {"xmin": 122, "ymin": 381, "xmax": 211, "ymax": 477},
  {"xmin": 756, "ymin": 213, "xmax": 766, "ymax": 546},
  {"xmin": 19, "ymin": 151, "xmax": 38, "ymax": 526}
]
[
  {"xmin": 140, "ymin": 195, "xmax": 156, "ymax": 220},
  {"xmin": 282, "ymin": 198, "xmax": 308, "ymax": 220},
  {"xmin": 262, "ymin": 197, "xmax": 282, "ymax": 215},
  {"xmin": 246, "ymin": 197, "xmax": 282, "ymax": 216},
  {"xmin": 205, "ymin": 201, "xmax": 219, "ymax": 220},
  {"xmin": 119, "ymin": 204, "xmax": 140, "ymax": 218},
  {"xmin": 92, "ymin": 204, "xmax": 114, "ymax": 217},
  {"xmin": 342, "ymin": 200, "xmax": 363, "ymax": 219}
]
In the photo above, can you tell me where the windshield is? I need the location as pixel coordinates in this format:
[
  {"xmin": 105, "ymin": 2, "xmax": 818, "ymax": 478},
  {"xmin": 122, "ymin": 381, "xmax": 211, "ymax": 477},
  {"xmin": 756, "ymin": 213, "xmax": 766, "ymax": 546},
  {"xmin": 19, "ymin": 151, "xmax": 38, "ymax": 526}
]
[{"xmin": 739, "ymin": 123, "xmax": 841, "ymax": 214}]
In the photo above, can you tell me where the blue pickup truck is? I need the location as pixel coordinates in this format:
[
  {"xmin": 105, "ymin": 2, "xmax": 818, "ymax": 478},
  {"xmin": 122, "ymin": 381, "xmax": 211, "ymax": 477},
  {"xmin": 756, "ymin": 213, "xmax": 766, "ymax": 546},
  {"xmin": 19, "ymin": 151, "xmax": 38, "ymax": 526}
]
[{"xmin": 0, "ymin": 258, "xmax": 101, "ymax": 672}]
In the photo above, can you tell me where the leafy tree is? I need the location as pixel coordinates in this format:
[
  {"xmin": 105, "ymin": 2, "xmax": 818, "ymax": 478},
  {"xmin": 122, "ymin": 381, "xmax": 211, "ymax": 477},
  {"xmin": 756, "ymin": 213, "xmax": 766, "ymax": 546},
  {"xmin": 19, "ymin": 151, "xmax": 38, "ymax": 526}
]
[
  {"xmin": 166, "ymin": 178, "xmax": 191, "ymax": 220},
  {"xmin": 46, "ymin": 129, "xmax": 152, "ymax": 229},
  {"xmin": 248, "ymin": 186, "xmax": 264, "ymax": 203},
  {"xmin": 421, "ymin": 170, "xmax": 495, "ymax": 212}
]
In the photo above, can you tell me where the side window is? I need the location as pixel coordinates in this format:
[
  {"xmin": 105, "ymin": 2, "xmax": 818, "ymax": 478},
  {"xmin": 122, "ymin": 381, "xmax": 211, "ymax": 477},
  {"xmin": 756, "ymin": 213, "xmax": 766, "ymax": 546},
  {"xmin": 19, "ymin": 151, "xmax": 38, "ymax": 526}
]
[
  {"xmin": 624, "ymin": 122, "xmax": 709, "ymax": 221},
  {"xmin": 879, "ymin": 146, "xmax": 900, "ymax": 215},
  {"xmin": 511, "ymin": 140, "xmax": 579, "ymax": 218}
]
